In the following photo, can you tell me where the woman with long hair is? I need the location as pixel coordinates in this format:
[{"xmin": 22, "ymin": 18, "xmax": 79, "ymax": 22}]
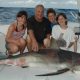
[{"xmin": 6, "ymin": 10, "xmax": 28, "ymax": 56}]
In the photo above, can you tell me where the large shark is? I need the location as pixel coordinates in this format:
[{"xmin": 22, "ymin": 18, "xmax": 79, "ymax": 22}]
[{"xmin": 0, "ymin": 49, "xmax": 80, "ymax": 76}]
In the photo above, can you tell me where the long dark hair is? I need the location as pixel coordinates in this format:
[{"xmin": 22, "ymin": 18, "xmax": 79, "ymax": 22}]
[
  {"xmin": 56, "ymin": 13, "xmax": 67, "ymax": 25},
  {"xmin": 16, "ymin": 10, "xmax": 28, "ymax": 20},
  {"xmin": 16, "ymin": 10, "xmax": 28, "ymax": 31}
]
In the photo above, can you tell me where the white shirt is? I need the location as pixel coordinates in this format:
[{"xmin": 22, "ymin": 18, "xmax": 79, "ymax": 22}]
[{"xmin": 52, "ymin": 25, "xmax": 75, "ymax": 50}]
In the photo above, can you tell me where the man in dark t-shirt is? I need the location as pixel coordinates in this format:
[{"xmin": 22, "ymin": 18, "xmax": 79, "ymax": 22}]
[{"xmin": 27, "ymin": 4, "xmax": 51, "ymax": 52}]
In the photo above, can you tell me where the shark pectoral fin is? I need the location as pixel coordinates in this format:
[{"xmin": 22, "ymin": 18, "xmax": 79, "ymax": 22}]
[{"xmin": 35, "ymin": 68, "xmax": 70, "ymax": 76}]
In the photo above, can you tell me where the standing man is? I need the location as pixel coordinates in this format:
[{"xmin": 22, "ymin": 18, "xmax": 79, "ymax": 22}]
[{"xmin": 27, "ymin": 4, "xmax": 51, "ymax": 52}]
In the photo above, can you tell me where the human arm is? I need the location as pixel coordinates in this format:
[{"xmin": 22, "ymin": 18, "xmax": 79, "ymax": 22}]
[
  {"xmin": 27, "ymin": 18, "xmax": 39, "ymax": 52},
  {"xmin": 73, "ymin": 41, "xmax": 77, "ymax": 52},
  {"xmin": 6, "ymin": 23, "xmax": 21, "ymax": 46},
  {"xmin": 67, "ymin": 30, "xmax": 77, "ymax": 52},
  {"xmin": 68, "ymin": 37, "xmax": 77, "ymax": 52},
  {"xmin": 43, "ymin": 34, "xmax": 51, "ymax": 48},
  {"xmin": 43, "ymin": 19, "xmax": 51, "ymax": 48},
  {"xmin": 28, "ymin": 30, "xmax": 39, "ymax": 51}
]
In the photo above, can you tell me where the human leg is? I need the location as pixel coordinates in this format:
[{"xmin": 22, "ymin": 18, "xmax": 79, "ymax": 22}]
[
  {"xmin": 26, "ymin": 35, "xmax": 32, "ymax": 52},
  {"xmin": 6, "ymin": 43, "xmax": 19, "ymax": 55},
  {"xmin": 19, "ymin": 38, "xmax": 26, "ymax": 54}
]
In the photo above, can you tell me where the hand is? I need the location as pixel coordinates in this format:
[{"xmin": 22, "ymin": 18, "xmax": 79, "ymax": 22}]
[
  {"xmin": 32, "ymin": 40, "xmax": 39, "ymax": 52},
  {"xmin": 43, "ymin": 38, "xmax": 51, "ymax": 48}
]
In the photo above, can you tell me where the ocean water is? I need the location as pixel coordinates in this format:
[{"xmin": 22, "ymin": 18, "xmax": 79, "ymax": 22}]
[{"xmin": 0, "ymin": 7, "xmax": 79, "ymax": 25}]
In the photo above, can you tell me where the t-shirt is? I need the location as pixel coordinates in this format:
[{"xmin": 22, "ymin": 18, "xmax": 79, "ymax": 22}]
[
  {"xmin": 51, "ymin": 22, "xmax": 56, "ymax": 29},
  {"xmin": 27, "ymin": 16, "xmax": 51, "ymax": 44},
  {"xmin": 52, "ymin": 25, "xmax": 75, "ymax": 50}
]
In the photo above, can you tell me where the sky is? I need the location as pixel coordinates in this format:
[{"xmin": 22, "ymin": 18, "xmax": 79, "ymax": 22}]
[{"xmin": 0, "ymin": 0, "xmax": 79, "ymax": 9}]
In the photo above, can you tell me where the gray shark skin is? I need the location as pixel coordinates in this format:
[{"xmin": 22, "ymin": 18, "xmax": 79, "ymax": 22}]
[{"xmin": 0, "ymin": 49, "xmax": 80, "ymax": 76}]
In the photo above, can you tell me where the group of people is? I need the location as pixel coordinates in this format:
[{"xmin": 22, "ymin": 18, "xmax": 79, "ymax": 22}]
[{"xmin": 5, "ymin": 4, "xmax": 77, "ymax": 56}]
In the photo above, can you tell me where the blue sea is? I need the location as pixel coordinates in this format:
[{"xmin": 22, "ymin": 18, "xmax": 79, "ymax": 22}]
[{"xmin": 0, "ymin": 7, "xmax": 79, "ymax": 25}]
